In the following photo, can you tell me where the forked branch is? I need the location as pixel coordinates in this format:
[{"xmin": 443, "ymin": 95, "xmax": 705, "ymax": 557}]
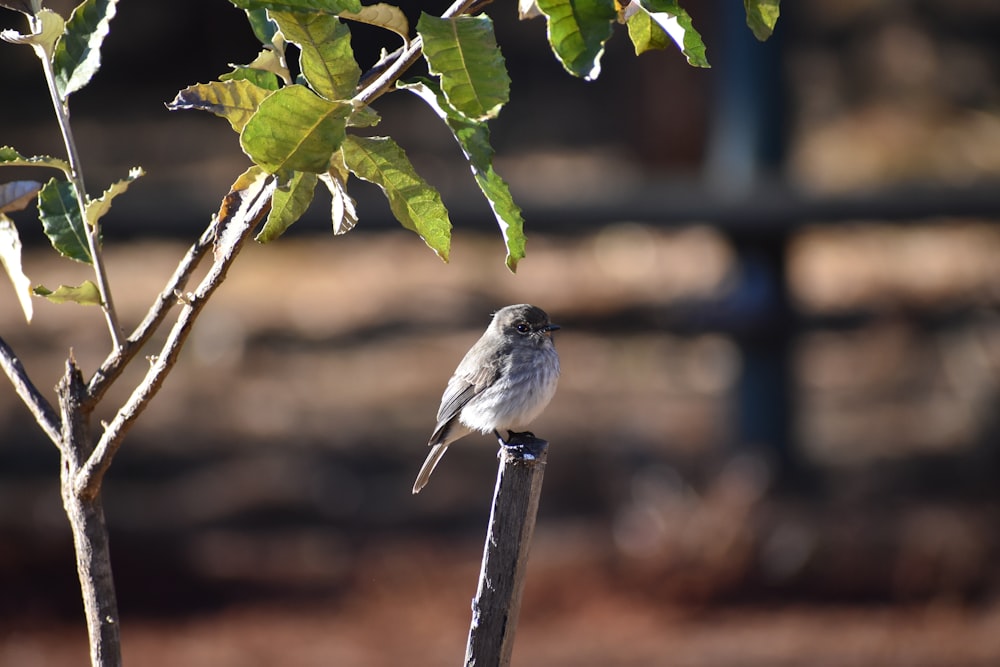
[{"xmin": 74, "ymin": 176, "xmax": 276, "ymax": 500}]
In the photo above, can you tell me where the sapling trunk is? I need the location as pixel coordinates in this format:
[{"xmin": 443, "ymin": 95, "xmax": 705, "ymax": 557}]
[{"xmin": 58, "ymin": 358, "xmax": 122, "ymax": 667}]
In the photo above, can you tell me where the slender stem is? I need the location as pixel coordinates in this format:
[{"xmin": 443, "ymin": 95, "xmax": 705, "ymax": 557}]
[
  {"xmin": 33, "ymin": 15, "xmax": 121, "ymax": 350},
  {"xmin": 75, "ymin": 176, "xmax": 276, "ymax": 500},
  {"xmin": 0, "ymin": 335, "xmax": 61, "ymax": 446},
  {"xmin": 86, "ymin": 215, "xmax": 220, "ymax": 405},
  {"xmin": 354, "ymin": 36, "xmax": 424, "ymax": 106}
]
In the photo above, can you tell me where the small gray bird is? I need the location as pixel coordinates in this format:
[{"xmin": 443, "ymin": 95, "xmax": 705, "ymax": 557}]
[{"xmin": 412, "ymin": 304, "xmax": 561, "ymax": 494}]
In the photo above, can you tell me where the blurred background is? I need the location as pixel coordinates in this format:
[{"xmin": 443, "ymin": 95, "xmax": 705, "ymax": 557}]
[{"xmin": 2, "ymin": 1, "xmax": 1000, "ymax": 665}]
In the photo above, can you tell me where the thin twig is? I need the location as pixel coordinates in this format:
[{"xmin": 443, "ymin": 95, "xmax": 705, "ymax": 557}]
[
  {"xmin": 0, "ymin": 335, "xmax": 61, "ymax": 447},
  {"xmin": 74, "ymin": 176, "xmax": 276, "ymax": 500},
  {"xmin": 86, "ymin": 217, "xmax": 220, "ymax": 405},
  {"xmin": 354, "ymin": 36, "xmax": 424, "ymax": 106},
  {"xmin": 34, "ymin": 33, "xmax": 122, "ymax": 350}
]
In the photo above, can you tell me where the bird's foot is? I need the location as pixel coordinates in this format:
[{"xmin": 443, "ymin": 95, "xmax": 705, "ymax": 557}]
[
  {"xmin": 499, "ymin": 430, "xmax": 546, "ymax": 459},
  {"xmin": 494, "ymin": 429, "xmax": 536, "ymax": 446}
]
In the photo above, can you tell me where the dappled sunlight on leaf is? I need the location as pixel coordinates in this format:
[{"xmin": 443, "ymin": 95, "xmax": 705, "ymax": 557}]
[
  {"xmin": 169, "ymin": 80, "xmax": 275, "ymax": 133},
  {"xmin": 744, "ymin": 0, "xmax": 780, "ymax": 41},
  {"xmin": 256, "ymin": 171, "xmax": 318, "ymax": 243},
  {"xmin": 52, "ymin": 0, "xmax": 119, "ymax": 99},
  {"xmin": 33, "ymin": 279, "xmax": 102, "ymax": 305},
  {"xmin": 534, "ymin": 0, "xmax": 616, "ymax": 80},
  {"xmin": 622, "ymin": 0, "xmax": 709, "ymax": 67},
  {"xmin": 240, "ymin": 85, "xmax": 351, "ymax": 175},
  {"xmin": 85, "ymin": 166, "xmax": 144, "ymax": 227},
  {"xmin": 342, "ymin": 135, "xmax": 451, "ymax": 262},
  {"xmin": 417, "ymin": 14, "xmax": 510, "ymax": 122},
  {"xmin": 270, "ymin": 11, "xmax": 359, "ymax": 101}
]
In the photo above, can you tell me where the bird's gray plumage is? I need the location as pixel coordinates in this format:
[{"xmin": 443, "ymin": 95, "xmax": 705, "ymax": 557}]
[{"xmin": 413, "ymin": 304, "xmax": 560, "ymax": 493}]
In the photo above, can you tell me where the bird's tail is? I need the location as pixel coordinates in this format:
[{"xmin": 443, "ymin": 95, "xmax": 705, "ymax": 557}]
[{"xmin": 412, "ymin": 443, "xmax": 450, "ymax": 494}]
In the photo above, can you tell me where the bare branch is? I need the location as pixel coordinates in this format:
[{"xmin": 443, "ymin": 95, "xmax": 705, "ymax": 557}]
[
  {"xmin": 355, "ymin": 37, "xmax": 424, "ymax": 106},
  {"xmin": 0, "ymin": 335, "xmax": 61, "ymax": 447},
  {"xmin": 74, "ymin": 176, "xmax": 276, "ymax": 500},
  {"xmin": 86, "ymin": 217, "xmax": 219, "ymax": 405}
]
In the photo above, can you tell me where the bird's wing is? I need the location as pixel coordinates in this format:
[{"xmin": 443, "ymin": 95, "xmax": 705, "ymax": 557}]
[{"xmin": 430, "ymin": 359, "xmax": 501, "ymax": 442}]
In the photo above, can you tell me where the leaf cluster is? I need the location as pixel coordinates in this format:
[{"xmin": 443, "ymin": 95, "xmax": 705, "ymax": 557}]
[
  {"xmin": 164, "ymin": 0, "xmax": 778, "ymax": 272},
  {"xmin": 0, "ymin": 0, "xmax": 780, "ymax": 318}
]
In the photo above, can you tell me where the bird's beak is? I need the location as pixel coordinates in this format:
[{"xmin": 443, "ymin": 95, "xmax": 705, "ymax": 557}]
[{"xmin": 545, "ymin": 324, "xmax": 560, "ymax": 335}]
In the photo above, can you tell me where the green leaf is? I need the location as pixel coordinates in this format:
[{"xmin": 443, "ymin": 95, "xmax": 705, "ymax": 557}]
[
  {"xmin": 270, "ymin": 11, "xmax": 359, "ymax": 100},
  {"xmin": 625, "ymin": 8, "xmax": 670, "ymax": 54},
  {"xmin": 240, "ymin": 84, "xmax": 351, "ymax": 174},
  {"xmin": 341, "ymin": 135, "xmax": 451, "ymax": 262},
  {"xmin": 401, "ymin": 79, "xmax": 525, "ymax": 270},
  {"xmin": 535, "ymin": 0, "xmax": 615, "ymax": 80},
  {"xmin": 245, "ymin": 8, "xmax": 279, "ymax": 45},
  {"xmin": 38, "ymin": 177, "xmax": 90, "ymax": 264},
  {"xmin": 233, "ymin": 47, "xmax": 291, "ymax": 86},
  {"xmin": 0, "ymin": 8, "xmax": 63, "ymax": 60},
  {"xmin": 33, "ymin": 280, "xmax": 102, "ymax": 306},
  {"xmin": 168, "ymin": 80, "xmax": 275, "ymax": 133},
  {"xmin": 417, "ymin": 14, "xmax": 510, "ymax": 121},
  {"xmin": 0, "ymin": 146, "xmax": 71, "ymax": 174},
  {"xmin": 228, "ymin": 0, "xmax": 362, "ymax": 14},
  {"xmin": 744, "ymin": 0, "xmax": 779, "ymax": 41},
  {"xmin": 256, "ymin": 171, "xmax": 317, "ymax": 242},
  {"xmin": 474, "ymin": 168, "xmax": 526, "ymax": 271},
  {"xmin": 0, "ymin": 180, "xmax": 43, "ymax": 213},
  {"xmin": 624, "ymin": 0, "xmax": 709, "ymax": 67},
  {"xmin": 85, "ymin": 166, "xmax": 143, "ymax": 226},
  {"xmin": 0, "ymin": 215, "xmax": 33, "ymax": 322},
  {"xmin": 220, "ymin": 63, "xmax": 282, "ymax": 91},
  {"xmin": 52, "ymin": 0, "xmax": 119, "ymax": 99},
  {"xmin": 347, "ymin": 102, "xmax": 380, "ymax": 128}
]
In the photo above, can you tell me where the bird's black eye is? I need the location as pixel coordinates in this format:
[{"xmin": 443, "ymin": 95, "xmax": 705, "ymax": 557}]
[{"xmin": 515, "ymin": 323, "xmax": 530, "ymax": 334}]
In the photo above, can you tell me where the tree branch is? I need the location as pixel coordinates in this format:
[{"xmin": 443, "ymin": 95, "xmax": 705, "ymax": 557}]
[
  {"xmin": 86, "ymin": 216, "xmax": 220, "ymax": 406},
  {"xmin": 74, "ymin": 176, "xmax": 276, "ymax": 500},
  {"xmin": 0, "ymin": 335, "xmax": 61, "ymax": 447}
]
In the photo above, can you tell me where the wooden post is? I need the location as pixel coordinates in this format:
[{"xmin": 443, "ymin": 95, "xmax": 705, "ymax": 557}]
[{"xmin": 465, "ymin": 434, "xmax": 548, "ymax": 667}]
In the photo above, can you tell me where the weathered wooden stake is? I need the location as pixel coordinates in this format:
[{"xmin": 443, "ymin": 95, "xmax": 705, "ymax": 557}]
[{"xmin": 465, "ymin": 434, "xmax": 548, "ymax": 667}]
